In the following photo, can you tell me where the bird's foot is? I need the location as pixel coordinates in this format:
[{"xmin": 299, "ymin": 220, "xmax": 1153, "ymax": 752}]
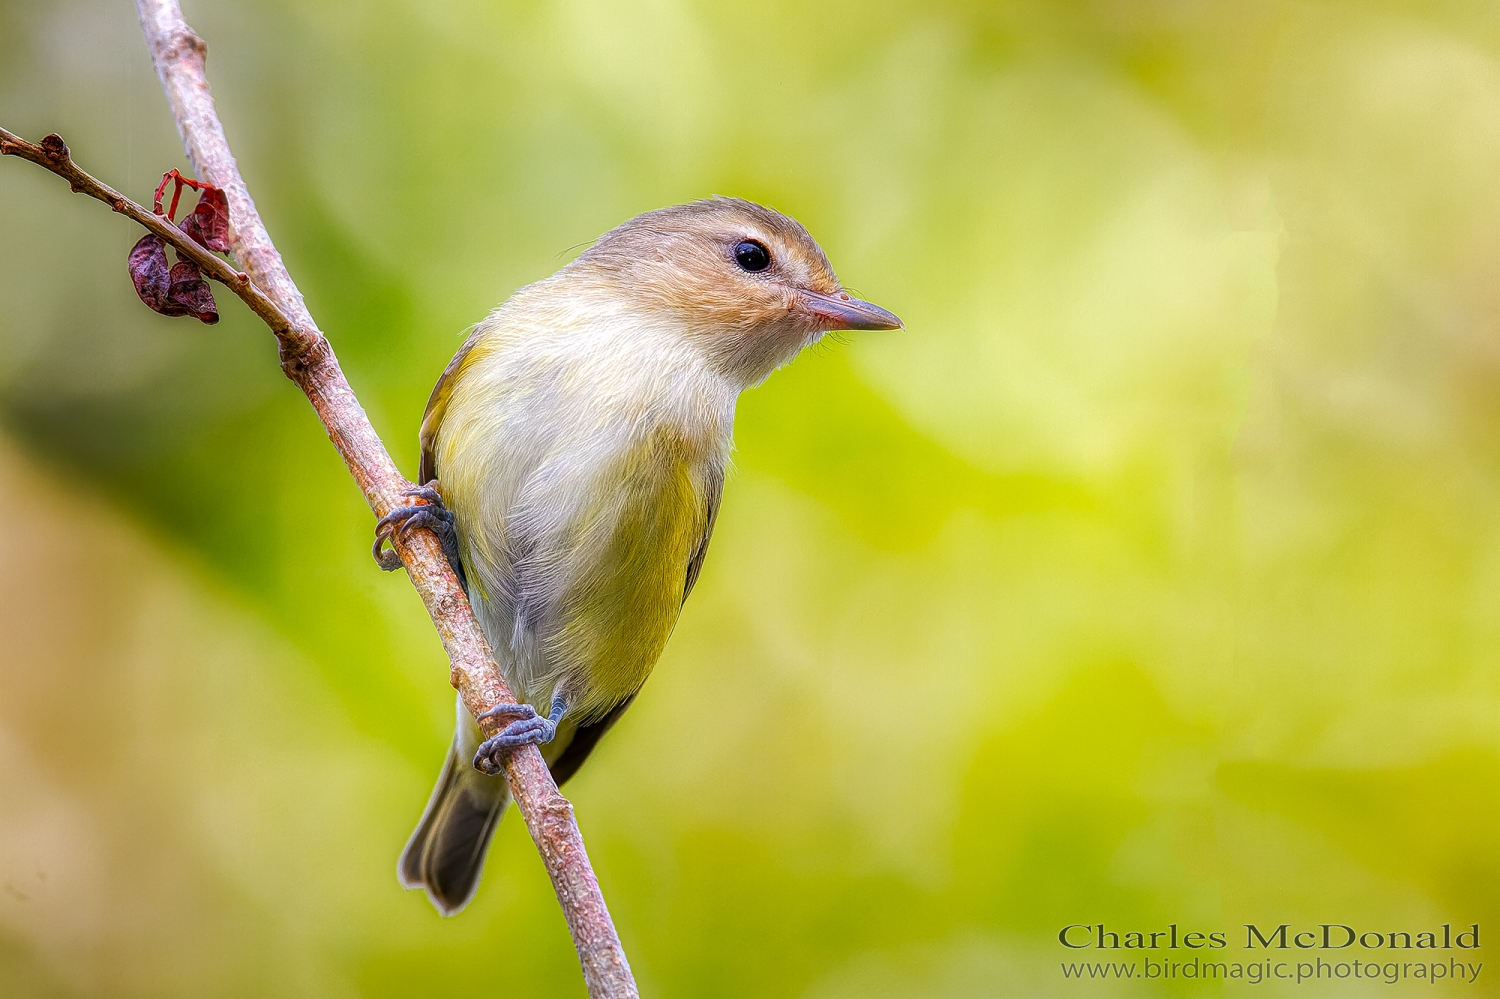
[
  {"xmin": 372, "ymin": 482, "xmax": 465, "ymax": 584},
  {"xmin": 472, "ymin": 697, "xmax": 566, "ymax": 775}
]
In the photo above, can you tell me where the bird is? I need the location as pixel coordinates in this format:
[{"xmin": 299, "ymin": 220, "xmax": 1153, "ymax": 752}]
[{"xmin": 376, "ymin": 196, "xmax": 901, "ymax": 915}]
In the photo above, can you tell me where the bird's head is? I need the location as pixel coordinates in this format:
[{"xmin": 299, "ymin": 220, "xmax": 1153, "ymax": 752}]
[{"xmin": 568, "ymin": 197, "xmax": 902, "ymax": 387}]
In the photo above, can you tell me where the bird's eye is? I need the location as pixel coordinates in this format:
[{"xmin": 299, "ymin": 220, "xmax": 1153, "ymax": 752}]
[{"xmin": 734, "ymin": 240, "xmax": 771, "ymax": 272}]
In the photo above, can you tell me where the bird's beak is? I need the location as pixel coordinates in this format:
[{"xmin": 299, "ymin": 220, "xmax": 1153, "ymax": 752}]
[{"xmin": 798, "ymin": 290, "xmax": 904, "ymax": 331}]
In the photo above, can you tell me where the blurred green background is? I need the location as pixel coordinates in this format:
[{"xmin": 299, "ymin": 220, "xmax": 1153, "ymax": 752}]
[{"xmin": 3, "ymin": 0, "xmax": 1500, "ymax": 995}]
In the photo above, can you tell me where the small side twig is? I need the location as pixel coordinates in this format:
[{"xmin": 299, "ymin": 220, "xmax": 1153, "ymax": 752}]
[
  {"xmin": 0, "ymin": 128, "xmax": 285, "ymax": 335},
  {"xmin": 1, "ymin": 4, "xmax": 638, "ymax": 996}
]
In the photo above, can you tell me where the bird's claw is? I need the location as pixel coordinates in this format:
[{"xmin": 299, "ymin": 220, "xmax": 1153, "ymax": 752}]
[
  {"xmin": 471, "ymin": 702, "xmax": 559, "ymax": 775},
  {"xmin": 372, "ymin": 481, "xmax": 465, "ymax": 584},
  {"xmin": 471, "ymin": 698, "xmax": 567, "ymax": 775}
]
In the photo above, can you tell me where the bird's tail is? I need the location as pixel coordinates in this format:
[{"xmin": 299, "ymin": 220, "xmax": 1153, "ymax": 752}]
[{"xmin": 399, "ymin": 697, "xmax": 509, "ymax": 916}]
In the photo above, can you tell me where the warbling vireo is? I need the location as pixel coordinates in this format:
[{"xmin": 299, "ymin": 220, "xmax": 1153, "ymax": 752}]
[{"xmin": 378, "ymin": 197, "xmax": 901, "ymax": 915}]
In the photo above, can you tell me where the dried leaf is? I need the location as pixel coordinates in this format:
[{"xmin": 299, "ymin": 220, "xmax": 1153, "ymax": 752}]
[
  {"xmin": 128, "ymin": 234, "xmax": 172, "ymax": 312},
  {"xmin": 130, "ymin": 171, "xmax": 225, "ymax": 324},
  {"xmin": 166, "ymin": 259, "xmax": 219, "ymax": 324},
  {"xmin": 178, "ymin": 185, "xmax": 230, "ymax": 252}
]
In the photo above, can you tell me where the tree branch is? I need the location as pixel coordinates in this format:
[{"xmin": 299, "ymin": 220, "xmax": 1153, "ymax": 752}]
[{"xmin": 1, "ymin": 2, "xmax": 638, "ymax": 994}]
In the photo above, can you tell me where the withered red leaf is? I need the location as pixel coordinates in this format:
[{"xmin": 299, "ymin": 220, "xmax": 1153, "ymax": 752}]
[
  {"xmin": 178, "ymin": 185, "xmax": 230, "ymax": 252},
  {"xmin": 128, "ymin": 233, "xmax": 172, "ymax": 312},
  {"xmin": 166, "ymin": 259, "xmax": 219, "ymax": 324},
  {"xmin": 131, "ymin": 171, "xmax": 227, "ymax": 324}
]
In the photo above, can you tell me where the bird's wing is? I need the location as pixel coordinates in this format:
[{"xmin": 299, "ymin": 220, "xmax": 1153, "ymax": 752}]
[
  {"xmin": 418, "ymin": 335, "xmax": 481, "ymax": 485},
  {"xmin": 547, "ymin": 692, "xmax": 637, "ymax": 787},
  {"xmin": 682, "ymin": 464, "xmax": 723, "ymax": 604},
  {"xmin": 545, "ymin": 473, "xmax": 723, "ymax": 786}
]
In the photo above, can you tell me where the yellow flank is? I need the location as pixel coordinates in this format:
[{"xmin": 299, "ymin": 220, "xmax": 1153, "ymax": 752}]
[{"xmin": 548, "ymin": 424, "xmax": 707, "ymax": 715}]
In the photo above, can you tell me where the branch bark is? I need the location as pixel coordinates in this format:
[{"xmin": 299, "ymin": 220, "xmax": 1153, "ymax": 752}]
[{"xmin": 2, "ymin": 3, "xmax": 638, "ymax": 995}]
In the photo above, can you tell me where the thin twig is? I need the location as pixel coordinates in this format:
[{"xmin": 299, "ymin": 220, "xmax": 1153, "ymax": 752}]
[
  {"xmin": 0, "ymin": 4, "xmax": 638, "ymax": 995},
  {"xmin": 0, "ymin": 128, "xmax": 291, "ymax": 336}
]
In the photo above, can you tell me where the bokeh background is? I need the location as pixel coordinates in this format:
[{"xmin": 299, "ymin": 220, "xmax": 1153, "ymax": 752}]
[{"xmin": 3, "ymin": 0, "xmax": 1500, "ymax": 995}]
